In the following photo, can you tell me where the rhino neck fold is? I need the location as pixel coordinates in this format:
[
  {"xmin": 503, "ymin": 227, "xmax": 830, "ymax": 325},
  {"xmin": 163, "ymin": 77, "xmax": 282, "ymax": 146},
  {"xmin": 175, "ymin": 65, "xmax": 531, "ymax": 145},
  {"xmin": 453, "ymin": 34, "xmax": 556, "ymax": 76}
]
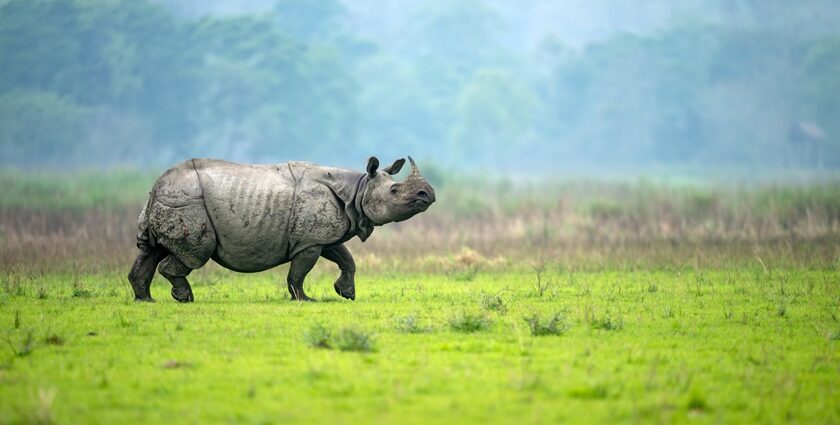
[
  {"xmin": 308, "ymin": 166, "xmax": 374, "ymax": 243},
  {"xmin": 353, "ymin": 174, "xmax": 374, "ymax": 242}
]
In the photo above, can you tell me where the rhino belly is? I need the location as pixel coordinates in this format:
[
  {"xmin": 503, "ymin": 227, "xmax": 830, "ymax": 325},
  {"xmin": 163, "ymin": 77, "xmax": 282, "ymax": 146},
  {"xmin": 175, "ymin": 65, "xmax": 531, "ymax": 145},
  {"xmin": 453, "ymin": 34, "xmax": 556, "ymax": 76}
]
[{"xmin": 198, "ymin": 162, "xmax": 296, "ymax": 272}]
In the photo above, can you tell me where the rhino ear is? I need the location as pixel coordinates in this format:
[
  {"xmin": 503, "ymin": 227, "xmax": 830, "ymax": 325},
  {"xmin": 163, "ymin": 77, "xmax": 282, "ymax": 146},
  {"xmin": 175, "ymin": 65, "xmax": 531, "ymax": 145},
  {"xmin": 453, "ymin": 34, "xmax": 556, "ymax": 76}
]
[
  {"xmin": 366, "ymin": 156, "xmax": 379, "ymax": 177},
  {"xmin": 382, "ymin": 158, "xmax": 405, "ymax": 175}
]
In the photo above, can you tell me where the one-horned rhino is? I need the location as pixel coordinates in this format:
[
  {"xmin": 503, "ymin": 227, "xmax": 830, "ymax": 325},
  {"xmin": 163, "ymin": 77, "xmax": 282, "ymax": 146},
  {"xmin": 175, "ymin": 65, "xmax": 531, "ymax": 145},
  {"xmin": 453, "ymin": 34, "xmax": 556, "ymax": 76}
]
[{"xmin": 128, "ymin": 156, "xmax": 435, "ymax": 302}]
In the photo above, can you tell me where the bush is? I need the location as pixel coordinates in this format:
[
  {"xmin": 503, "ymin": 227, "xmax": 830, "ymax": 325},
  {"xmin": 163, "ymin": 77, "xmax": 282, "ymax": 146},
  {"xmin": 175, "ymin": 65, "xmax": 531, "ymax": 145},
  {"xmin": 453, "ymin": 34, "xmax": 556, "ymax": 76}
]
[
  {"xmin": 480, "ymin": 293, "xmax": 507, "ymax": 314},
  {"xmin": 333, "ymin": 328, "xmax": 376, "ymax": 352},
  {"xmin": 395, "ymin": 315, "xmax": 429, "ymax": 333},
  {"xmin": 304, "ymin": 324, "xmax": 332, "ymax": 349},
  {"xmin": 523, "ymin": 312, "xmax": 569, "ymax": 336},
  {"xmin": 449, "ymin": 312, "xmax": 492, "ymax": 333},
  {"xmin": 304, "ymin": 325, "xmax": 376, "ymax": 352},
  {"xmin": 590, "ymin": 312, "xmax": 624, "ymax": 331}
]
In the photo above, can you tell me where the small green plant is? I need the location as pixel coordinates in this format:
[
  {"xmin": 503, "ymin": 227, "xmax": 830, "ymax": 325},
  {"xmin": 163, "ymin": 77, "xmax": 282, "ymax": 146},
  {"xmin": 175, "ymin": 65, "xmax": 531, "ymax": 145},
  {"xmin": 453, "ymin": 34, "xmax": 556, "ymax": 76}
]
[
  {"xmin": 523, "ymin": 312, "xmax": 569, "ymax": 336},
  {"xmin": 395, "ymin": 315, "xmax": 429, "ymax": 333},
  {"xmin": 2, "ymin": 274, "xmax": 24, "ymax": 297},
  {"xmin": 777, "ymin": 300, "xmax": 787, "ymax": 317},
  {"xmin": 449, "ymin": 312, "xmax": 492, "ymax": 333},
  {"xmin": 72, "ymin": 280, "xmax": 92, "ymax": 299},
  {"xmin": 7, "ymin": 330, "xmax": 34, "ymax": 357},
  {"xmin": 452, "ymin": 265, "xmax": 480, "ymax": 282},
  {"xmin": 687, "ymin": 390, "xmax": 709, "ymax": 412},
  {"xmin": 568, "ymin": 382, "xmax": 609, "ymax": 399},
  {"xmin": 480, "ymin": 293, "xmax": 507, "ymax": 314},
  {"xmin": 590, "ymin": 311, "xmax": 624, "ymax": 331},
  {"xmin": 114, "ymin": 312, "xmax": 132, "ymax": 328},
  {"xmin": 304, "ymin": 324, "xmax": 332, "ymax": 349},
  {"xmin": 333, "ymin": 328, "xmax": 376, "ymax": 352}
]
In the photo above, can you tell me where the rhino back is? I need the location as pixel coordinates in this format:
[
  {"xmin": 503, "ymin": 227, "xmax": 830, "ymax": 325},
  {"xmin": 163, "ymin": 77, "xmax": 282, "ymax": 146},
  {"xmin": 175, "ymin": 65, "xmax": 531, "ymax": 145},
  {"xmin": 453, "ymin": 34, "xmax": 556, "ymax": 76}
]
[{"xmin": 196, "ymin": 159, "xmax": 296, "ymax": 272}]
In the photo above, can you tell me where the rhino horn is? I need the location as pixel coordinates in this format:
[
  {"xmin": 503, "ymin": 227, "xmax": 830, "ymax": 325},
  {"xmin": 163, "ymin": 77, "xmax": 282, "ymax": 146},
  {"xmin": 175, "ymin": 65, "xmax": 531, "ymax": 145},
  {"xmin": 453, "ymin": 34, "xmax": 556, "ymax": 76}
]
[{"xmin": 408, "ymin": 156, "xmax": 420, "ymax": 177}]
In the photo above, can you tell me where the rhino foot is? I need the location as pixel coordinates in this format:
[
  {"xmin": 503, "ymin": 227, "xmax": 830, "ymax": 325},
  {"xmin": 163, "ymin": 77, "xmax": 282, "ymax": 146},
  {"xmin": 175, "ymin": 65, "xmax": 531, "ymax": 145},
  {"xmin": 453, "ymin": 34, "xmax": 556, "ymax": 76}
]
[
  {"xmin": 134, "ymin": 297, "xmax": 156, "ymax": 303},
  {"xmin": 334, "ymin": 280, "xmax": 355, "ymax": 301},
  {"xmin": 171, "ymin": 287, "xmax": 194, "ymax": 303}
]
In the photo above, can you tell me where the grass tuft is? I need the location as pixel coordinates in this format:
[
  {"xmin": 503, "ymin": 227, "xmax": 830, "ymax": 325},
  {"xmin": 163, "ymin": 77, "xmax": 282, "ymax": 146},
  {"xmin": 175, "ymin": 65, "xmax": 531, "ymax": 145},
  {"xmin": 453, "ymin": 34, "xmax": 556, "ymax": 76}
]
[
  {"xmin": 449, "ymin": 312, "xmax": 492, "ymax": 333},
  {"xmin": 568, "ymin": 383, "xmax": 609, "ymax": 399},
  {"xmin": 8, "ymin": 330, "xmax": 34, "ymax": 357},
  {"xmin": 480, "ymin": 293, "xmax": 507, "ymax": 314},
  {"xmin": 333, "ymin": 328, "xmax": 376, "ymax": 352},
  {"xmin": 304, "ymin": 325, "xmax": 376, "ymax": 352},
  {"xmin": 523, "ymin": 312, "xmax": 569, "ymax": 336},
  {"xmin": 394, "ymin": 315, "xmax": 430, "ymax": 334},
  {"xmin": 590, "ymin": 311, "xmax": 624, "ymax": 331},
  {"xmin": 687, "ymin": 390, "xmax": 709, "ymax": 412},
  {"xmin": 304, "ymin": 324, "xmax": 332, "ymax": 349}
]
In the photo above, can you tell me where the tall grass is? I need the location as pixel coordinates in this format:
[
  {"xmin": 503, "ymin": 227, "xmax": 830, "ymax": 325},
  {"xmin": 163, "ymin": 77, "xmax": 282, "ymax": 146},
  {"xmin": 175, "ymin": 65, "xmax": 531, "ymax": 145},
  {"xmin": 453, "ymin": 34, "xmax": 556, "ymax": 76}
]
[
  {"xmin": 0, "ymin": 169, "xmax": 157, "ymax": 211},
  {"xmin": 2, "ymin": 169, "xmax": 840, "ymax": 272}
]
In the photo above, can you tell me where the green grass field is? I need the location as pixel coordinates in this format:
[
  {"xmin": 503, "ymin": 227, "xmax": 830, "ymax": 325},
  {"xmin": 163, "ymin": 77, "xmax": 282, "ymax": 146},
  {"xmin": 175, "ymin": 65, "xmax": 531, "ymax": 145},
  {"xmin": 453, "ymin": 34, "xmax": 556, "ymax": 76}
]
[
  {"xmin": 2, "ymin": 266, "xmax": 839, "ymax": 424},
  {"xmin": 3, "ymin": 172, "xmax": 840, "ymax": 423}
]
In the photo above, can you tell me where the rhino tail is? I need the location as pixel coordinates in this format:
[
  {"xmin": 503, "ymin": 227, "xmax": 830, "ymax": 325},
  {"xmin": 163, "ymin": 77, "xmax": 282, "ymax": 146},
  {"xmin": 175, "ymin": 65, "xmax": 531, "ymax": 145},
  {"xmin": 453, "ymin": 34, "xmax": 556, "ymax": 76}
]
[{"xmin": 136, "ymin": 192, "xmax": 158, "ymax": 250}]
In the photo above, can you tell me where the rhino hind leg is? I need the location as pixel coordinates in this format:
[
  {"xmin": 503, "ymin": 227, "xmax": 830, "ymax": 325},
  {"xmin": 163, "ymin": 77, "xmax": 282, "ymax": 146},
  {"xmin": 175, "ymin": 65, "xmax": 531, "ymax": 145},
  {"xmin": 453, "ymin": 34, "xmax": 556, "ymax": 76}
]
[
  {"xmin": 287, "ymin": 246, "xmax": 322, "ymax": 301},
  {"xmin": 158, "ymin": 255, "xmax": 195, "ymax": 303},
  {"xmin": 128, "ymin": 231, "xmax": 168, "ymax": 302},
  {"xmin": 321, "ymin": 244, "xmax": 356, "ymax": 301}
]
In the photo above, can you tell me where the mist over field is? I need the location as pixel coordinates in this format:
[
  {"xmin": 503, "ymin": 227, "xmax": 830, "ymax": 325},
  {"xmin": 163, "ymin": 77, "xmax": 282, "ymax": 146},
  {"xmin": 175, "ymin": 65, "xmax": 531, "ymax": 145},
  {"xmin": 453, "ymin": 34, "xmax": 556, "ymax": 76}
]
[{"xmin": 2, "ymin": 0, "xmax": 840, "ymax": 175}]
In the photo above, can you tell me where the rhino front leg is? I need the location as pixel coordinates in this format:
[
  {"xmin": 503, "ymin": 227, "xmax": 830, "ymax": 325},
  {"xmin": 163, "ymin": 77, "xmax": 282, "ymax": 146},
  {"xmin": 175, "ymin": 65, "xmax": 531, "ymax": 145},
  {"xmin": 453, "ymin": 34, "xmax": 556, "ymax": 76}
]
[
  {"xmin": 287, "ymin": 246, "xmax": 322, "ymax": 301},
  {"xmin": 321, "ymin": 244, "xmax": 355, "ymax": 301}
]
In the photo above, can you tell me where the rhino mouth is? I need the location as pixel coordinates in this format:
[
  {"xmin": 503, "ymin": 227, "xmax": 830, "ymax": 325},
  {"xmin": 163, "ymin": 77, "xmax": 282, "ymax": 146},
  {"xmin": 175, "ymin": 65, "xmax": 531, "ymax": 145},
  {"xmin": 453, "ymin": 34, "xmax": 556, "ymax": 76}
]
[{"xmin": 408, "ymin": 199, "xmax": 432, "ymax": 207}]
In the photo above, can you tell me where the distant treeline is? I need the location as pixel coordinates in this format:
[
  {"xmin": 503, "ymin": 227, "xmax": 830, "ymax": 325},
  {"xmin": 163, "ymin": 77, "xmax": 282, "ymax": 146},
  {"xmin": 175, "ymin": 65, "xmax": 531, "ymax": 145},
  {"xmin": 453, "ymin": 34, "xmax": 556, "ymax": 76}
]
[{"xmin": 1, "ymin": 0, "xmax": 839, "ymax": 172}]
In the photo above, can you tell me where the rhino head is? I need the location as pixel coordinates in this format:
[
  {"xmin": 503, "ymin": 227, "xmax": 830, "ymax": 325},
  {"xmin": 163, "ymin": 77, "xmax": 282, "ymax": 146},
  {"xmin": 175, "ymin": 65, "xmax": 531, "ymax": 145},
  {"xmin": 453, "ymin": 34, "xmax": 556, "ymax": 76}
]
[{"xmin": 361, "ymin": 156, "xmax": 436, "ymax": 225}]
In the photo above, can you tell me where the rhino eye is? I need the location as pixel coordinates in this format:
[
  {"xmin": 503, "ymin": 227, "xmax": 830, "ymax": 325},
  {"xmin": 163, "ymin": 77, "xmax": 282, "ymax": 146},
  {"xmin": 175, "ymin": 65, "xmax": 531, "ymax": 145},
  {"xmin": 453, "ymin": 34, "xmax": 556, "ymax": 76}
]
[{"xmin": 390, "ymin": 186, "xmax": 399, "ymax": 195}]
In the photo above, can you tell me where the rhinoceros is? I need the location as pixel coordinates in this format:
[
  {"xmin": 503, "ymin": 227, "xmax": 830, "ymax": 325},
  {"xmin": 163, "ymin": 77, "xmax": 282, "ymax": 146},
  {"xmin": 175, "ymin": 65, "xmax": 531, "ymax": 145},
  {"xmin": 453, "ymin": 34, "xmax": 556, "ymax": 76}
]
[{"xmin": 127, "ymin": 156, "xmax": 435, "ymax": 302}]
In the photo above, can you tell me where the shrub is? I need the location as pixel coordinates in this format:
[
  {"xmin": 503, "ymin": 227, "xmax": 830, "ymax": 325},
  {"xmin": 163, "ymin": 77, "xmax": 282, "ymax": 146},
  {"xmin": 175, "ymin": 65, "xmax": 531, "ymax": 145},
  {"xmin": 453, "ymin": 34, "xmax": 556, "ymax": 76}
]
[
  {"xmin": 687, "ymin": 390, "xmax": 709, "ymax": 412},
  {"xmin": 568, "ymin": 383, "xmax": 609, "ymax": 399},
  {"xmin": 523, "ymin": 313, "xmax": 569, "ymax": 336},
  {"xmin": 304, "ymin": 324, "xmax": 332, "ymax": 349},
  {"xmin": 304, "ymin": 325, "xmax": 376, "ymax": 352},
  {"xmin": 333, "ymin": 328, "xmax": 376, "ymax": 352},
  {"xmin": 480, "ymin": 293, "xmax": 507, "ymax": 314},
  {"xmin": 395, "ymin": 315, "xmax": 429, "ymax": 333},
  {"xmin": 449, "ymin": 312, "xmax": 492, "ymax": 333},
  {"xmin": 590, "ymin": 311, "xmax": 624, "ymax": 331}
]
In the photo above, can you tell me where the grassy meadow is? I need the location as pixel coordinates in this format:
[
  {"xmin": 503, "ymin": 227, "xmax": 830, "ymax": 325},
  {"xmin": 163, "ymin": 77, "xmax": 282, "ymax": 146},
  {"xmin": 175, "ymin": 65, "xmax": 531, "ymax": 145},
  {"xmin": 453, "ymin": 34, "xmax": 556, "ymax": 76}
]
[{"xmin": 1, "ymin": 169, "xmax": 840, "ymax": 424}]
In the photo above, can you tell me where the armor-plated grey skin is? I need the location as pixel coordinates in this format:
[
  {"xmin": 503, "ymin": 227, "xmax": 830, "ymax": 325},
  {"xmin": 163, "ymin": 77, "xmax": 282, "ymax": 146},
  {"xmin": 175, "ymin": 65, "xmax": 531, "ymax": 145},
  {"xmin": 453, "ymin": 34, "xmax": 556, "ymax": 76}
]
[{"xmin": 128, "ymin": 156, "xmax": 435, "ymax": 302}]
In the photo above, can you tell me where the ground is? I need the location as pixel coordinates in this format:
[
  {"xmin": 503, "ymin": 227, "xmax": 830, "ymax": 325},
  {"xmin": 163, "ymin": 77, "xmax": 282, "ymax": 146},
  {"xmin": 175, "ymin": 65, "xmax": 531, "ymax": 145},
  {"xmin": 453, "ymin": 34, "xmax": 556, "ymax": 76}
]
[{"xmin": 1, "ymin": 266, "xmax": 838, "ymax": 424}]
